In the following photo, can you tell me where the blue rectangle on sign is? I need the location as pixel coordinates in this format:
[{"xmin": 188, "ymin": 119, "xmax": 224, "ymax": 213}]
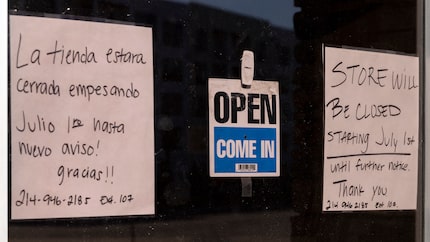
[{"xmin": 214, "ymin": 127, "xmax": 276, "ymax": 173}]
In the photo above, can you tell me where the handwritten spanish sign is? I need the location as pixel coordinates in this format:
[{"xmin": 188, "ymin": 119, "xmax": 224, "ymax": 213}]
[
  {"xmin": 10, "ymin": 15, "xmax": 154, "ymax": 219},
  {"xmin": 209, "ymin": 78, "xmax": 280, "ymax": 177},
  {"xmin": 323, "ymin": 46, "xmax": 419, "ymax": 211}
]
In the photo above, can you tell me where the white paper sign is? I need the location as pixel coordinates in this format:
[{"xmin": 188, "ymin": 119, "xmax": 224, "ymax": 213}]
[
  {"xmin": 323, "ymin": 46, "xmax": 419, "ymax": 211},
  {"xmin": 10, "ymin": 15, "xmax": 154, "ymax": 219},
  {"xmin": 208, "ymin": 78, "xmax": 280, "ymax": 177}
]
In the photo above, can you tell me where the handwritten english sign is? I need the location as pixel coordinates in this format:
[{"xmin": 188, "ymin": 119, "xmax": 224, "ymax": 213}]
[
  {"xmin": 10, "ymin": 15, "xmax": 154, "ymax": 219},
  {"xmin": 323, "ymin": 46, "xmax": 419, "ymax": 211}
]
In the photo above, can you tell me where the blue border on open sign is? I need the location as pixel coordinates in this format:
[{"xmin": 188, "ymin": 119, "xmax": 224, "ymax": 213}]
[{"xmin": 214, "ymin": 127, "xmax": 276, "ymax": 173}]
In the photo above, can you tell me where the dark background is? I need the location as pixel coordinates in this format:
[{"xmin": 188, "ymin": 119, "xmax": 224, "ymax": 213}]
[{"xmin": 8, "ymin": 0, "xmax": 418, "ymax": 241}]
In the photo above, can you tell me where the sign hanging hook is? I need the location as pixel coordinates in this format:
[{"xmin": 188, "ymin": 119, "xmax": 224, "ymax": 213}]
[{"xmin": 241, "ymin": 50, "xmax": 254, "ymax": 88}]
